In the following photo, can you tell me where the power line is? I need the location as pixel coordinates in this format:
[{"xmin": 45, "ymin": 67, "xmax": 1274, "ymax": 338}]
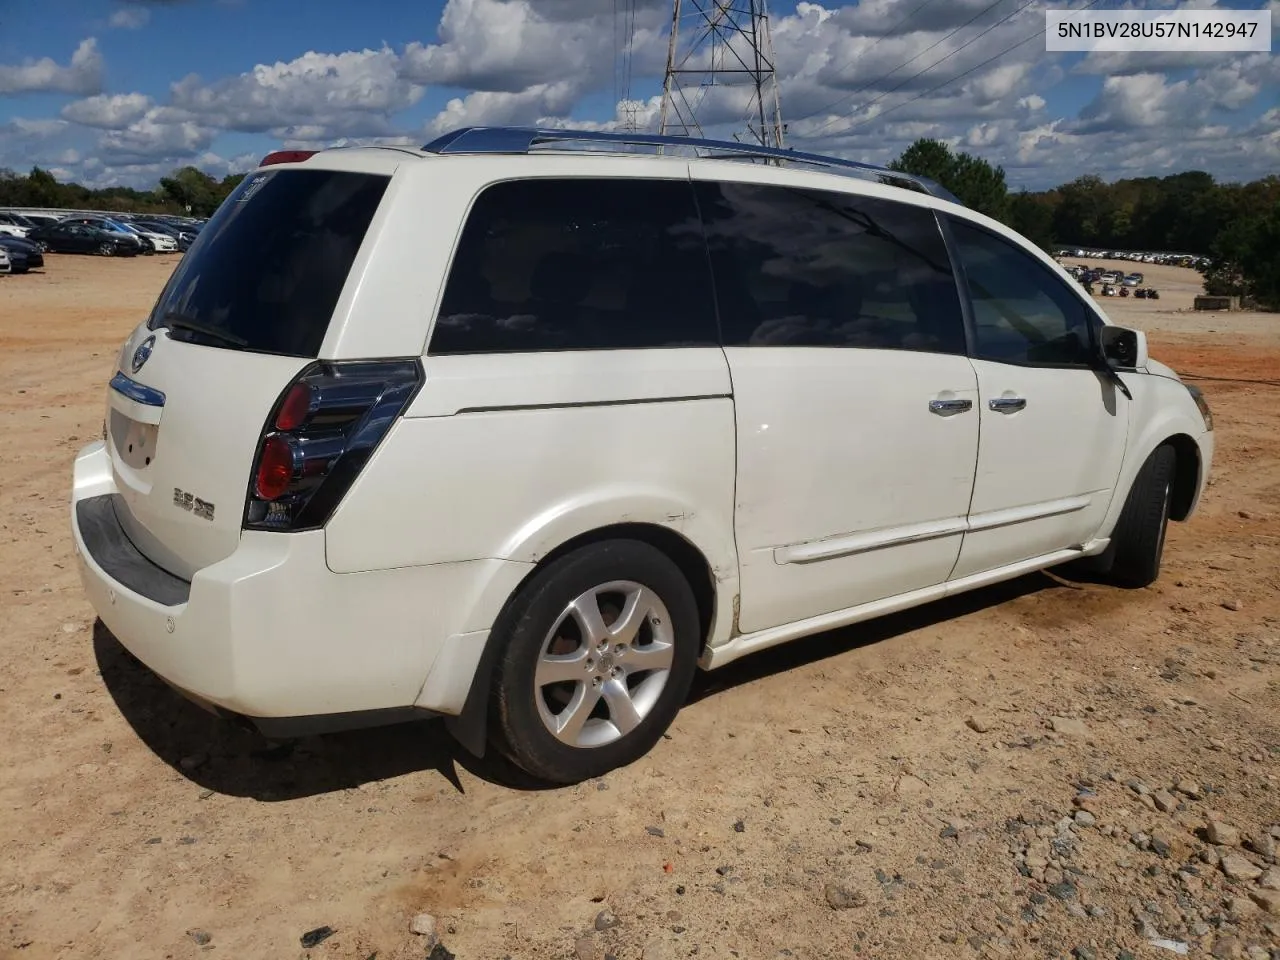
[
  {"xmin": 612, "ymin": 0, "xmax": 620, "ymax": 110},
  {"xmin": 795, "ymin": 0, "xmax": 1007, "ymax": 130},
  {"xmin": 659, "ymin": 0, "xmax": 784, "ymax": 147},
  {"xmin": 809, "ymin": 0, "xmax": 1040, "ymax": 137},
  {"xmin": 838, "ymin": 0, "xmax": 1103, "ymax": 134},
  {"xmin": 624, "ymin": 0, "xmax": 638, "ymax": 102}
]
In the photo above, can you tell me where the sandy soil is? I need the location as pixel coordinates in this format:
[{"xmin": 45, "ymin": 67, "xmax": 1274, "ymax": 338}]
[{"xmin": 1, "ymin": 253, "xmax": 1278, "ymax": 960}]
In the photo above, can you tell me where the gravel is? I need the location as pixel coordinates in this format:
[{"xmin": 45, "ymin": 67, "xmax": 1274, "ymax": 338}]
[
  {"xmin": 824, "ymin": 882, "xmax": 867, "ymax": 910},
  {"xmin": 1221, "ymin": 854, "xmax": 1264, "ymax": 882},
  {"xmin": 1176, "ymin": 779, "xmax": 1203, "ymax": 800},
  {"xmin": 299, "ymin": 926, "xmax": 335, "ymax": 949},
  {"xmin": 411, "ymin": 913, "xmax": 439, "ymax": 940},
  {"xmin": 1249, "ymin": 889, "xmax": 1280, "ymax": 915},
  {"xmin": 1050, "ymin": 716, "xmax": 1089, "ymax": 736},
  {"xmin": 1208, "ymin": 822, "xmax": 1242, "ymax": 847}
]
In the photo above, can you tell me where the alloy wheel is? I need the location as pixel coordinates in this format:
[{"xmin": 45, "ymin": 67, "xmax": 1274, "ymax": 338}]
[{"xmin": 534, "ymin": 580, "xmax": 675, "ymax": 748}]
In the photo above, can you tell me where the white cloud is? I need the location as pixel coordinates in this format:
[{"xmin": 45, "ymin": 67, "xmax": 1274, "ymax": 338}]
[
  {"xmin": 109, "ymin": 7, "xmax": 150, "ymax": 29},
  {"xmin": 401, "ymin": 0, "xmax": 663, "ymax": 93},
  {"xmin": 167, "ymin": 47, "xmax": 422, "ymax": 139},
  {"xmin": 3, "ymin": 0, "xmax": 1278, "ymax": 189},
  {"xmin": 1, "ymin": 118, "xmax": 70, "ymax": 139},
  {"xmin": 98, "ymin": 109, "xmax": 217, "ymax": 165},
  {"xmin": 425, "ymin": 81, "xmax": 581, "ymax": 136},
  {"xmin": 61, "ymin": 93, "xmax": 155, "ymax": 129},
  {"xmin": 0, "ymin": 39, "xmax": 103, "ymax": 96}
]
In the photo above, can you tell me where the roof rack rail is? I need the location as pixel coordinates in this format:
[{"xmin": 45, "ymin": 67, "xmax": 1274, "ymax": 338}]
[{"xmin": 421, "ymin": 126, "xmax": 962, "ymax": 206}]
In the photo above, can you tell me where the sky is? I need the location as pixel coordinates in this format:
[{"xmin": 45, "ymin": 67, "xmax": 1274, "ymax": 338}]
[{"xmin": 0, "ymin": 0, "xmax": 1276, "ymax": 191}]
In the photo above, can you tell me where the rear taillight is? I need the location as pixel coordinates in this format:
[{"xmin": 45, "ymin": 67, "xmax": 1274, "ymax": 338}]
[
  {"xmin": 244, "ymin": 360, "xmax": 423, "ymax": 531},
  {"xmin": 254, "ymin": 435, "xmax": 296, "ymax": 500}
]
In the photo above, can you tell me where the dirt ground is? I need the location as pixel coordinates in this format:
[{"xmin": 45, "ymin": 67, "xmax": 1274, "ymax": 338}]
[{"xmin": 1, "ymin": 252, "xmax": 1278, "ymax": 960}]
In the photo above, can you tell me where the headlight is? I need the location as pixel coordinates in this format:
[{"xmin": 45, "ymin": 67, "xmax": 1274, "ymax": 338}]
[{"xmin": 1187, "ymin": 384, "xmax": 1213, "ymax": 431}]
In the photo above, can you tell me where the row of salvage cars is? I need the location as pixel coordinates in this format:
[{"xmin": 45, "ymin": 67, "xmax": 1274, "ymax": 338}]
[
  {"xmin": 1066, "ymin": 265, "xmax": 1160, "ymax": 300},
  {"xmin": 0, "ymin": 210, "xmax": 204, "ymax": 275}
]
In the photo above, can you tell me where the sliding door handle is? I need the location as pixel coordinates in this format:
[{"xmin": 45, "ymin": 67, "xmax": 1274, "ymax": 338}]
[
  {"xmin": 989, "ymin": 397, "xmax": 1027, "ymax": 413},
  {"xmin": 929, "ymin": 398, "xmax": 973, "ymax": 416}
]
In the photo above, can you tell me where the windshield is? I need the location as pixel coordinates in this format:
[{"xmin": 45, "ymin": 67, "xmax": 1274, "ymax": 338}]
[{"xmin": 146, "ymin": 168, "xmax": 389, "ymax": 357}]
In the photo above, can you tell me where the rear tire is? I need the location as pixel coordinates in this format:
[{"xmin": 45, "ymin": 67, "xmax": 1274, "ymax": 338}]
[
  {"xmin": 1104, "ymin": 444, "xmax": 1177, "ymax": 588},
  {"xmin": 488, "ymin": 540, "xmax": 701, "ymax": 784},
  {"xmin": 97, "ymin": 242, "xmax": 115, "ymax": 257}
]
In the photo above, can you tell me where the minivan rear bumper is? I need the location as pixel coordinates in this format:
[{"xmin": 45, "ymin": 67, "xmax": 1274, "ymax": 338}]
[{"xmin": 71, "ymin": 440, "xmax": 528, "ymax": 731}]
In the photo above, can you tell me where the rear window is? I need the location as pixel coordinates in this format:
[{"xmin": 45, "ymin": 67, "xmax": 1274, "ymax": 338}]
[{"xmin": 146, "ymin": 169, "xmax": 389, "ymax": 357}]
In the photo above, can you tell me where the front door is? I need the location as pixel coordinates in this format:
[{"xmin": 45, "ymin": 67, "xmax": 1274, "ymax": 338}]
[
  {"xmin": 693, "ymin": 176, "xmax": 980, "ymax": 634},
  {"xmin": 945, "ymin": 217, "xmax": 1130, "ymax": 580}
]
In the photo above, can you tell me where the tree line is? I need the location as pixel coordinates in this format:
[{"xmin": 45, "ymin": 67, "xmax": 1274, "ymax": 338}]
[
  {"xmin": 1, "ymin": 146, "xmax": 1276, "ymax": 308},
  {"xmin": 0, "ymin": 165, "xmax": 244, "ymax": 218},
  {"xmin": 889, "ymin": 138, "xmax": 1280, "ymax": 309}
]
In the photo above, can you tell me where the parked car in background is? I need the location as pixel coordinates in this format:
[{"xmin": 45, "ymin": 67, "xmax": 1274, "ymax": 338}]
[
  {"xmin": 131, "ymin": 219, "xmax": 194, "ymax": 251},
  {"xmin": 19, "ymin": 213, "xmax": 62, "ymax": 229},
  {"xmin": 60, "ymin": 216, "xmax": 156, "ymax": 254},
  {"xmin": 1123, "ymin": 273, "xmax": 1143, "ymax": 286},
  {"xmin": 0, "ymin": 212, "xmax": 34, "ymax": 238},
  {"xmin": 124, "ymin": 222, "xmax": 179, "ymax": 253},
  {"xmin": 0, "ymin": 234, "xmax": 45, "ymax": 269},
  {"xmin": 27, "ymin": 221, "xmax": 141, "ymax": 256}
]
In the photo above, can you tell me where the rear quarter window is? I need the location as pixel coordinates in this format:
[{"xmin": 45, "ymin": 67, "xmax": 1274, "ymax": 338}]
[
  {"xmin": 147, "ymin": 169, "xmax": 389, "ymax": 357},
  {"xmin": 429, "ymin": 177, "xmax": 718, "ymax": 354}
]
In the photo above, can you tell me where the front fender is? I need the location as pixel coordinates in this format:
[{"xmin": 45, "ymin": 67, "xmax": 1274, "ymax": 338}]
[{"xmin": 1100, "ymin": 371, "xmax": 1213, "ymax": 537}]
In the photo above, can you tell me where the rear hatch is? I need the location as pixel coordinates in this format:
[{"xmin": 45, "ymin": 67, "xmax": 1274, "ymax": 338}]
[{"xmin": 104, "ymin": 165, "xmax": 392, "ymax": 580}]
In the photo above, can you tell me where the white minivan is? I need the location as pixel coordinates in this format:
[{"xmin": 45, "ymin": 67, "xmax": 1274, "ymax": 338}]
[{"xmin": 71, "ymin": 128, "xmax": 1215, "ymax": 784}]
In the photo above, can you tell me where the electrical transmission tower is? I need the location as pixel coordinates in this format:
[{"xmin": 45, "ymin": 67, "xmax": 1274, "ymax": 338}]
[{"xmin": 659, "ymin": 0, "xmax": 785, "ymax": 149}]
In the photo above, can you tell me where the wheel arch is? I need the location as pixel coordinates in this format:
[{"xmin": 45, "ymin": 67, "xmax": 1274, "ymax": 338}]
[
  {"xmin": 1165, "ymin": 432, "xmax": 1201, "ymax": 522},
  {"xmin": 444, "ymin": 521, "xmax": 728, "ymax": 758},
  {"xmin": 1098, "ymin": 382, "xmax": 1208, "ymax": 541}
]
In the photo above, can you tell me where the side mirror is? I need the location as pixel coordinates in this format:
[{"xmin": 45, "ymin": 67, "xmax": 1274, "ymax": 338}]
[{"xmin": 1100, "ymin": 325, "xmax": 1148, "ymax": 369}]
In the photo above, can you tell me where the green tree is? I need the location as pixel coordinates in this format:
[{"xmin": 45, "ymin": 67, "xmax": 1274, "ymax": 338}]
[
  {"xmin": 888, "ymin": 138, "xmax": 1008, "ymax": 219},
  {"xmin": 1201, "ymin": 199, "xmax": 1280, "ymax": 308},
  {"xmin": 158, "ymin": 166, "xmax": 222, "ymax": 216},
  {"xmin": 1052, "ymin": 175, "xmax": 1109, "ymax": 247},
  {"xmin": 1006, "ymin": 190, "xmax": 1056, "ymax": 251},
  {"xmin": 26, "ymin": 166, "xmax": 63, "ymax": 207}
]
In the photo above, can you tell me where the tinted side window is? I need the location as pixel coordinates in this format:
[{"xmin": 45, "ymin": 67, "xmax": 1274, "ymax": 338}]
[
  {"xmin": 430, "ymin": 178, "xmax": 717, "ymax": 354},
  {"xmin": 694, "ymin": 181, "xmax": 965, "ymax": 353},
  {"xmin": 948, "ymin": 218, "xmax": 1094, "ymax": 366}
]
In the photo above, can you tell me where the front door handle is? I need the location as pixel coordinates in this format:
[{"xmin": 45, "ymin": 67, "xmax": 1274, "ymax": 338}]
[
  {"xmin": 989, "ymin": 397, "xmax": 1027, "ymax": 413},
  {"xmin": 929, "ymin": 398, "xmax": 973, "ymax": 416}
]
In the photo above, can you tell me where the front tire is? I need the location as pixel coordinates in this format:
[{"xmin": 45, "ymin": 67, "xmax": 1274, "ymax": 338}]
[
  {"xmin": 1105, "ymin": 444, "xmax": 1177, "ymax": 588},
  {"xmin": 489, "ymin": 540, "xmax": 701, "ymax": 784},
  {"xmin": 97, "ymin": 242, "xmax": 115, "ymax": 257}
]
